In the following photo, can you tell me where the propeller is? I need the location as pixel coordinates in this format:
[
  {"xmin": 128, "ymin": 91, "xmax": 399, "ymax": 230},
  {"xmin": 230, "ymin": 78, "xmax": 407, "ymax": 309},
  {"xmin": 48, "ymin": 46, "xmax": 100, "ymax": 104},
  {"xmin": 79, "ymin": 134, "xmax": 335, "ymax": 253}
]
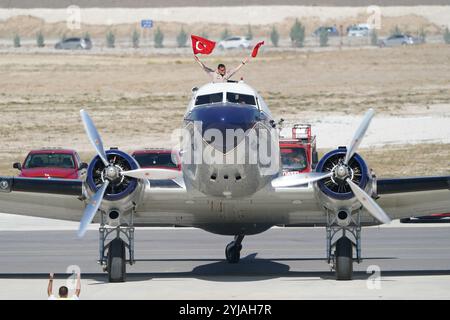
[
  {"xmin": 272, "ymin": 172, "xmax": 333, "ymax": 188},
  {"xmin": 77, "ymin": 109, "xmax": 183, "ymax": 237},
  {"xmin": 272, "ymin": 108, "xmax": 391, "ymax": 224},
  {"xmin": 77, "ymin": 180, "xmax": 109, "ymax": 238},
  {"xmin": 346, "ymin": 178, "xmax": 391, "ymax": 224}
]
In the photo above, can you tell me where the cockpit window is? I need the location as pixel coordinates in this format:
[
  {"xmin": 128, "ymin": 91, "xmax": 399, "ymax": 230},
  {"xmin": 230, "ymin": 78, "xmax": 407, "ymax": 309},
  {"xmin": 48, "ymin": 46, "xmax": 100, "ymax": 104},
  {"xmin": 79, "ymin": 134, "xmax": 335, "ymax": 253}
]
[
  {"xmin": 226, "ymin": 92, "xmax": 256, "ymax": 106},
  {"xmin": 281, "ymin": 148, "xmax": 307, "ymax": 172},
  {"xmin": 195, "ymin": 93, "xmax": 223, "ymax": 106}
]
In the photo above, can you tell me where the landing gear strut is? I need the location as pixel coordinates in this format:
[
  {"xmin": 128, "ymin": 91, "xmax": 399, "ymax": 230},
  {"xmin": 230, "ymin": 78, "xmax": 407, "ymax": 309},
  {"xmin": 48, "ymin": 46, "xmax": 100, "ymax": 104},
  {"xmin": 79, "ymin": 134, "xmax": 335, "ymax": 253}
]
[
  {"xmin": 225, "ymin": 235, "xmax": 244, "ymax": 263},
  {"xmin": 98, "ymin": 213, "xmax": 135, "ymax": 282},
  {"xmin": 326, "ymin": 209, "xmax": 362, "ymax": 280}
]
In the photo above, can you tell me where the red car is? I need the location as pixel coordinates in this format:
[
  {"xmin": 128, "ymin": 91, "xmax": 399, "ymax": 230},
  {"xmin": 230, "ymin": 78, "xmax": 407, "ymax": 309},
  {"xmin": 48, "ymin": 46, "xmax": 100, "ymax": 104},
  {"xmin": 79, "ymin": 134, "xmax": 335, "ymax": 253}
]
[
  {"xmin": 131, "ymin": 149, "xmax": 181, "ymax": 171},
  {"xmin": 13, "ymin": 148, "xmax": 87, "ymax": 179}
]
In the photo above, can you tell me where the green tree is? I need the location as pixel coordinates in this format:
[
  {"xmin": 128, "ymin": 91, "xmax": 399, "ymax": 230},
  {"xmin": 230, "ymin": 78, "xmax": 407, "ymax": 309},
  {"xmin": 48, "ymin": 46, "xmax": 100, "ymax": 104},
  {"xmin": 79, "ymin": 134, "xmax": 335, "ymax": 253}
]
[
  {"xmin": 106, "ymin": 30, "xmax": 115, "ymax": 48},
  {"xmin": 176, "ymin": 27, "xmax": 188, "ymax": 47},
  {"xmin": 154, "ymin": 27, "xmax": 164, "ymax": 48},
  {"xmin": 246, "ymin": 24, "xmax": 253, "ymax": 40},
  {"xmin": 36, "ymin": 31, "xmax": 45, "ymax": 47},
  {"xmin": 290, "ymin": 19, "xmax": 305, "ymax": 47},
  {"xmin": 83, "ymin": 32, "xmax": 91, "ymax": 41},
  {"xmin": 13, "ymin": 34, "xmax": 21, "ymax": 48},
  {"xmin": 444, "ymin": 27, "xmax": 450, "ymax": 44},
  {"xmin": 221, "ymin": 28, "xmax": 230, "ymax": 40},
  {"xmin": 270, "ymin": 26, "xmax": 279, "ymax": 47},
  {"xmin": 319, "ymin": 28, "xmax": 329, "ymax": 47},
  {"xmin": 132, "ymin": 29, "xmax": 140, "ymax": 48}
]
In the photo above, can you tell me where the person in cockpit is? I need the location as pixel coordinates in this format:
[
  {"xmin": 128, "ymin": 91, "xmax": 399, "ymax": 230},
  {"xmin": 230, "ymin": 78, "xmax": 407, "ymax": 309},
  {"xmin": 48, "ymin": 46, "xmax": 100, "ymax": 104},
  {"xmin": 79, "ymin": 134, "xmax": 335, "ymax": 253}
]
[{"xmin": 194, "ymin": 54, "xmax": 250, "ymax": 83}]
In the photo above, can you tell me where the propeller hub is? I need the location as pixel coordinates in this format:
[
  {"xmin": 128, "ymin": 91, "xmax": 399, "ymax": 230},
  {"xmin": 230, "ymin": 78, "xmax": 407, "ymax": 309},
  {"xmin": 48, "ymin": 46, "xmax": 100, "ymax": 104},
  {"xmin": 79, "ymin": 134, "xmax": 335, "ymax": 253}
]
[
  {"xmin": 335, "ymin": 165, "xmax": 349, "ymax": 179},
  {"xmin": 104, "ymin": 165, "xmax": 121, "ymax": 181}
]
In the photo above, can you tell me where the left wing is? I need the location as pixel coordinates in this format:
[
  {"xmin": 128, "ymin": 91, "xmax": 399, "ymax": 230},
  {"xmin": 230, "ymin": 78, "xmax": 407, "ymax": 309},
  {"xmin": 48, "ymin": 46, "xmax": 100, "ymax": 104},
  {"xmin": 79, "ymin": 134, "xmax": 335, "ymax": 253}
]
[{"xmin": 0, "ymin": 177, "xmax": 84, "ymax": 221}]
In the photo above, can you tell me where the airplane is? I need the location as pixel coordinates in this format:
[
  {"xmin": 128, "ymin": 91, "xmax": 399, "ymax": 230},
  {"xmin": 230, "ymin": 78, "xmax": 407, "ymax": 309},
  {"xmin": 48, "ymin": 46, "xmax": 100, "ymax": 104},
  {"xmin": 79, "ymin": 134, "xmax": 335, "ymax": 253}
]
[{"xmin": 0, "ymin": 80, "xmax": 449, "ymax": 282}]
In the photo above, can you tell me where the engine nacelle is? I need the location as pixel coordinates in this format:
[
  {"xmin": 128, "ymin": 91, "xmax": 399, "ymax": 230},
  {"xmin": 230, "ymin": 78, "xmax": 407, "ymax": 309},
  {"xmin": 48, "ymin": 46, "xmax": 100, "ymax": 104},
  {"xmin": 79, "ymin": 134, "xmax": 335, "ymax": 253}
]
[
  {"xmin": 314, "ymin": 147, "xmax": 375, "ymax": 215},
  {"xmin": 84, "ymin": 149, "xmax": 145, "ymax": 222}
]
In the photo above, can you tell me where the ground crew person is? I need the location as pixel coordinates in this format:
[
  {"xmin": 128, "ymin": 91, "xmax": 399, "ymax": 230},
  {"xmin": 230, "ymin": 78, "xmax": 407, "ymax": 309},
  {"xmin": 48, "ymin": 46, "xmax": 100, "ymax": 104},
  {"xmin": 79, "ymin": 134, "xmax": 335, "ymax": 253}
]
[
  {"xmin": 194, "ymin": 55, "xmax": 250, "ymax": 83},
  {"xmin": 47, "ymin": 272, "xmax": 81, "ymax": 300}
]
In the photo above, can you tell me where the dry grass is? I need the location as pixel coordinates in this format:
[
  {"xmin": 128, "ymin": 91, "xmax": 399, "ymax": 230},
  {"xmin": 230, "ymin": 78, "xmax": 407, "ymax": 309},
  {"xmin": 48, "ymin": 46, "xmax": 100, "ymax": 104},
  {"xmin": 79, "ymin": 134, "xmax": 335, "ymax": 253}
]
[{"xmin": 0, "ymin": 44, "xmax": 449, "ymax": 177}]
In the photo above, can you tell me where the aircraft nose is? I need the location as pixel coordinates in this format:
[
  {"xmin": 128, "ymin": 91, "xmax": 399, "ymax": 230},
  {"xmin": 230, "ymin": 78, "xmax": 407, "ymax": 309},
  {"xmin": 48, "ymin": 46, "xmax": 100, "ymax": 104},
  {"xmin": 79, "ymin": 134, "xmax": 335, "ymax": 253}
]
[{"xmin": 187, "ymin": 104, "xmax": 259, "ymax": 153}]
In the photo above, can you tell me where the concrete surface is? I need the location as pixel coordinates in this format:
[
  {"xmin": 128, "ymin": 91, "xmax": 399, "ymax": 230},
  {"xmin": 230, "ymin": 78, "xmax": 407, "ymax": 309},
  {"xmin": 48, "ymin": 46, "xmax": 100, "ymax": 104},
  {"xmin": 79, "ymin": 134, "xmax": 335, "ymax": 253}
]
[{"xmin": 0, "ymin": 225, "xmax": 449, "ymax": 299}]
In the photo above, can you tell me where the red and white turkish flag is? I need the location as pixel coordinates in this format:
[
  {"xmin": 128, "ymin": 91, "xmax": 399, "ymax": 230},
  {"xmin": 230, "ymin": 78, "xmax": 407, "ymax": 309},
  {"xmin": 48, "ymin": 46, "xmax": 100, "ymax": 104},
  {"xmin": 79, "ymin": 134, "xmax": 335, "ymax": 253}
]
[
  {"xmin": 251, "ymin": 41, "xmax": 265, "ymax": 57},
  {"xmin": 191, "ymin": 35, "xmax": 216, "ymax": 55}
]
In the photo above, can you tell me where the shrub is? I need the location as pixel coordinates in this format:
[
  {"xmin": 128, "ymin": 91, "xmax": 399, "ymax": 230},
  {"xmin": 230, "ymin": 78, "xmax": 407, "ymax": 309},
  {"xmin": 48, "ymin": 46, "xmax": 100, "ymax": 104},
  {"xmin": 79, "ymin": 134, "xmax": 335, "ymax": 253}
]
[
  {"xmin": 444, "ymin": 27, "xmax": 450, "ymax": 44},
  {"xmin": 36, "ymin": 31, "xmax": 45, "ymax": 47},
  {"xmin": 290, "ymin": 19, "xmax": 305, "ymax": 47},
  {"xmin": 176, "ymin": 28, "xmax": 188, "ymax": 47},
  {"xmin": 13, "ymin": 34, "xmax": 20, "ymax": 48},
  {"xmin": 106, "ymin": 30, "xmax": 115, "ymax": 48},
  {"xmin": 391, "ymin": 25, "xmax": 402, "ymax": 36},
  {"xmin": 270, "ymin": 26, "xmax": 279, "ymax": 47},
  {"xmin": 419, "ymin": 27, "xmax": 426, "ymax": 43},
  {"xmin": 154, "ymin": 27, "xmax": 164, "ymax": 48},
  {"xmin": 370, "ymin": 30, "xmax": 378, "ymax": 46},
  {"xmin": 84, "ymin": 32, "xmax": 91, "ymax": 41},
  {"xmin": 132, "ymin": 29, "xmax": 140, "ymax": 48},
  {"xmin": 319, "ymin": 28, "xmax": 328, "ymax": 47},
  {"xmin": 221, "ymin": 28, "xmax": 230, "ymax": 40},
  {"xmin": 246, "ymin": 24, "xmax": 253, "ymax": 40}
]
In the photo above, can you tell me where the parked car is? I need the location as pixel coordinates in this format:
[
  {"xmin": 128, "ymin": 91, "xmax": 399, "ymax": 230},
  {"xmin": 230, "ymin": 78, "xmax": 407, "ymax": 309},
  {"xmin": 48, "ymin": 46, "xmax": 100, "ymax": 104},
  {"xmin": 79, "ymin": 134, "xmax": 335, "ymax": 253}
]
[
  {"xmin": 55, "ymin": 37, "xmax": 92, "ymax": 50},
  {"xmin": 347, "ymin": 24, "xmax": 371, "ymax": 37},
  {"xmin": 132, "ymin": 149, "xmax": 180, "ymax": 171},
  {"xmin": 313, "ymin": 26, "xmax": 339, "ymax": 37},
  {"xmin": 218, "ymin": 36, "xmax": 251, "ymax": 50},
  {"xmin": 13, "ymin": 148, "xmax": 87, "ymax": 179},
  {"xmin": 378, "ymin": 34, "xmax": 418, "ymax": 47}
]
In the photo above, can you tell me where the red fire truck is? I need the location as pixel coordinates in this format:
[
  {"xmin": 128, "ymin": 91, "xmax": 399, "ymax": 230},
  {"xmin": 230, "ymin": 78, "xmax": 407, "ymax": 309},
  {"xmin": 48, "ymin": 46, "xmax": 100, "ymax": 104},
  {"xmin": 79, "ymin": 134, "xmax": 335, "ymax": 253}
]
[{"xmin": 279, "ymin": 123, "xmax": 319, "ymax": 175}]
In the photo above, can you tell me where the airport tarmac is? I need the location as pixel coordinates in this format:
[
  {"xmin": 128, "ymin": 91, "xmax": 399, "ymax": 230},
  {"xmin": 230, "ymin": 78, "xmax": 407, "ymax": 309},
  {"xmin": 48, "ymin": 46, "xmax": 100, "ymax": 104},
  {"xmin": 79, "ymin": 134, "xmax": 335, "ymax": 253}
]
[{"xmin": 0, "ymin": 224, "xmax": 450, "ymax": 299}]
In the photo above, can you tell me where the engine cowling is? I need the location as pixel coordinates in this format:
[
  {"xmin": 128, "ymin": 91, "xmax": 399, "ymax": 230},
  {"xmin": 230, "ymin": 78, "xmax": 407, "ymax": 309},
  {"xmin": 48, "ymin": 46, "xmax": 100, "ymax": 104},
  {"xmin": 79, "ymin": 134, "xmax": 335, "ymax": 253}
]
[
  {"xmin": 84, "ymin": 149, "xmax": 144, "ymax": 219},
  {"xmin": 314, "ymin": 147, "xmax": 375, "ymax": 215}
]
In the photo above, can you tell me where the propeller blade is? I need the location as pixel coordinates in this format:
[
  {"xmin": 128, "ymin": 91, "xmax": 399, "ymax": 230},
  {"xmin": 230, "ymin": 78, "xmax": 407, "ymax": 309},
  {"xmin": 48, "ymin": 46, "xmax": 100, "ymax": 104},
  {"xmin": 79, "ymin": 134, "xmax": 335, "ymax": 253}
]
[
  {"xmin": 80, "ymin": 109, "xmax": 109, "ymax": 167},
  {"xmin": 344, "ymin": 108, "xmax": 375, "ymax": 165},
  {"xmin": 77, "ymin": 180, "xmax": 110, "ymax": 238},
  {"xmin": 346, "ymin": 178, "xmax": 391, "ymax": 224},
  {"xmin": 121, "ymin": 168, "xmax": 183, "ymax": 180},
  {"xmin": 272, "ymin": 172, "xmax": 333, "ymax": 188}
]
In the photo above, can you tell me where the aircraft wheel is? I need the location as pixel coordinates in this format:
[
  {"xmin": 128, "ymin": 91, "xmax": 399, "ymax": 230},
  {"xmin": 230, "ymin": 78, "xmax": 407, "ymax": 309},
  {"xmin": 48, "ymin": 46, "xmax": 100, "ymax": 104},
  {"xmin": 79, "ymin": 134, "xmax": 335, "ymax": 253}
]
[
  {"xmin": 107, "ymin": 238, "xmax": 126, "ymax": 282},
  {"xmin": 335, "ymin": 236, "xmax": 353, "ymax": 280},
  {"xmin": 225, "ymin": 241, "xmax": 241, "ymax": 264}
]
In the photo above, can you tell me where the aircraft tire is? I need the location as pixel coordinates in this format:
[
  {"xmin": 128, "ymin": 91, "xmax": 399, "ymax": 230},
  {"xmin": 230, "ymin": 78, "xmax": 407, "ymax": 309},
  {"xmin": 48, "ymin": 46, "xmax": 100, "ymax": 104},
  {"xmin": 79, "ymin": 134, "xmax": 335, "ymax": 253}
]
[
  {"xmin": 225, "ymin": 242, "xmax": 241, "ymax": 264},
  {"xmin": 107, "ymin": 238, "xmax": 126, "ymax": 282},
  {"xmin": 335, "ymin": 236, "xmax": 353, "ymax": 280}
]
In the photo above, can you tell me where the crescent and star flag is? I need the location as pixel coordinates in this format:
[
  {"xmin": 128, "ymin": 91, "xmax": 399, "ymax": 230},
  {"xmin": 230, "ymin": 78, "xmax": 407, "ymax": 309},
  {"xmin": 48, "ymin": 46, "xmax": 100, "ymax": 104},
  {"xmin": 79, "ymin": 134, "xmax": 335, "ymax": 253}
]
[
  {"xmin": 251, "ymin": 41, "xmax": 265, "ymax": 57},
  {"xmin": 191, "ymin": 35, "xmax": 216, "ymax": 55}
]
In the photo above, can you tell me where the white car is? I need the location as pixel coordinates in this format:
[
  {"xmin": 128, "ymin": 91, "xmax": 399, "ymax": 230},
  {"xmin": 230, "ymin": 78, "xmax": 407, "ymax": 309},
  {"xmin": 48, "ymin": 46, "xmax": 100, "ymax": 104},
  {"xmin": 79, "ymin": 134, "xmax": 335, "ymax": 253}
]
[
  {"xmin": 347, "ymin": 24, "xmax": 371, "ymax": 37},
  {"xmin": 218, "ymin": 36, "xmax": 251, "ymax": 50}
]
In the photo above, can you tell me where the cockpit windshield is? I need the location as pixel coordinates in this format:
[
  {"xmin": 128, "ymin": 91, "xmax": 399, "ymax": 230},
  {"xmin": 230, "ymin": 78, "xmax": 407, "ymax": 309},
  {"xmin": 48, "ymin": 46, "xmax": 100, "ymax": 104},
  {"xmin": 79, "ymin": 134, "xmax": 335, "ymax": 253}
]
[
  {"xmin": 226, "ymin": 92, "xmax": 256, "ymax": 106},
  {"xmin": 195, "ymin": 93, "xmax": 223, "ymax": 106},
  {"xmin": 281, "ymin": 147, "xmax": 307, "ymax": 171}
]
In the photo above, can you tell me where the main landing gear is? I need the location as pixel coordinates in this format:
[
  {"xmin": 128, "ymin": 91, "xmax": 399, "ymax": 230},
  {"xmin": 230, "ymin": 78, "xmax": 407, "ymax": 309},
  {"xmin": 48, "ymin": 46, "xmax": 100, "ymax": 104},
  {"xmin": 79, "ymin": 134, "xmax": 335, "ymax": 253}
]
[
  {"xmin": 225, "ymin": 235, "xmax": 244, "ymax": 263},
  {"xmin": 326, "ymin": 209, "xmax": 362, "ymax": 280},
  {"xmin": 98, "ymin": 214, "xmax": 135, "ymax": 282}
]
